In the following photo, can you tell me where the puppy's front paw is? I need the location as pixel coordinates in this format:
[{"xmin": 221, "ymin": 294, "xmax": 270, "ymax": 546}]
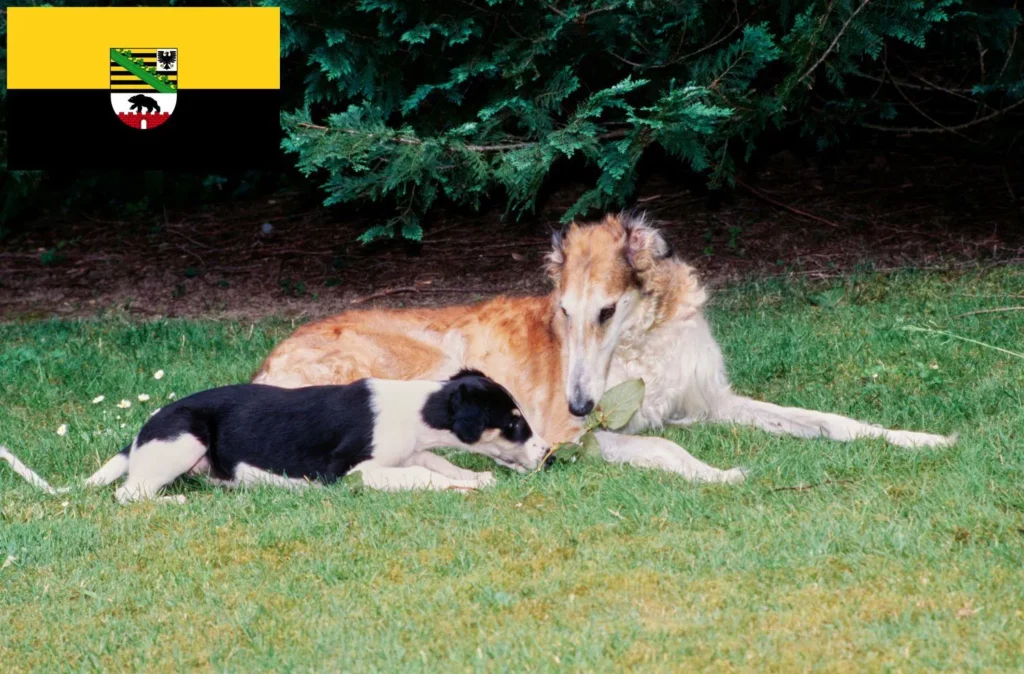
[{"xmin": 474, "ymin": 471, "xmax": 497, "ymax": 488}]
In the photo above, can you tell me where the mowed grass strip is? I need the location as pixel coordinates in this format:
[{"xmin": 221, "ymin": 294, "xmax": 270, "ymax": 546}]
[{"xmin": 1, "ymin": 268, "xmax": 1022, "ymax": 672}]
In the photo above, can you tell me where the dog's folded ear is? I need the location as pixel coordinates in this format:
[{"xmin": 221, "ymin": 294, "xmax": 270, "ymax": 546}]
[
  {"xmin": 450, "ymin": 383, "xmax": 486, "ymax": 444},
  {"xmin": 545, "ymin": 226, "xmax": 569, "ymax": 283},
  {"xmin": 622, "ymin": 214, "xmax": 671, "ymax": 272}
]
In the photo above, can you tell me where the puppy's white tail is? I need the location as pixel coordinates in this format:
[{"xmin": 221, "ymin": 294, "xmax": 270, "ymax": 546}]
[
  {"xmin": 0, "ymin": 445, "xmax": 132, "ymax": 495},
  {"xmin": 0, "ymin": 445, "xmax": 60, "ymax": 495}
]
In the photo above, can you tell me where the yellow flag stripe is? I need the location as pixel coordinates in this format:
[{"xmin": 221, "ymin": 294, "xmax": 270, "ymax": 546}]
[
  {"xmin": 110, "ymin": 66, "xmax": 174, "ymax": 73},
  {"xmin": 8, "ymin": 7, "xmax": 278, "ymax": 89},
  {"xmin": 110, "ymin": 76, "xmax": 177, "ymax": 82},
  {"xmin": 109, "ymin": 73, "xmax": 177, "ymax": 78}
]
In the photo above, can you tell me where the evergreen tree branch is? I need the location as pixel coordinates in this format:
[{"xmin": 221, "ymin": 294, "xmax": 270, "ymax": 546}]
[
  {"xmin": 883, "ymin": 63, "xmax": 976, "ymax": 141},
  {"xmin": 799, "ymin": 0, "xmax": 872, "ymax": 85},
  {"xmin": 903, "ymin": 71, "xmax": 994, "ymax": 112},
  {"xmin": 861, "ymin": 98, "xmax": 1024, "ymax": 134},
  {"xmin": 999, "ymin": 11, "xmax": 1017, "ymax": 78},
  {"xmin": 544, "ymin": 2, "xmax": 623, "ymax": 25},
  {"xmin": 267, "ymin": 1, "xmax": 1022, "ymax": 242},
  {"xmin": 296, "ymin": 122, "xmax": 629, "ymax": 151},
  {"xmin": 852, "ymin": 71, "xmax": 978, "ymax": 95},
  {"xmin": 607, "ymin": 3, "xmax": 743, "ymax": 70}
]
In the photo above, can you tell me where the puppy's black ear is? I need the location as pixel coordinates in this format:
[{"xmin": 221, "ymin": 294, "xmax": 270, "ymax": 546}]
[{"xmin": 450, "ymin": 383, "xmax": 486, "ymax": 444}]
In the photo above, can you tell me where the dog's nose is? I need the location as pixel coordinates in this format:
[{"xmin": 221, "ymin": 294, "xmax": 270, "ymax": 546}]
[{"xmin": 569, "ymin": 399, "xmax": 594, "ymax": 417}]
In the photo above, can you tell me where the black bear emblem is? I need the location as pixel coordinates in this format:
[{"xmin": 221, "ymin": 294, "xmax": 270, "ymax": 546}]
[{"xmin": 128, "ymin": 94, "xmax": 161, "ymax": 114}]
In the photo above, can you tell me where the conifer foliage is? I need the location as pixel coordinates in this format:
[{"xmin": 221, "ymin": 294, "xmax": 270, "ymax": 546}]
[
  {"xmin": 277, "ymin": 0, "xmax": 1023, "ymax": 241},
  {"xmin": 1, "ymin": 2, "xmax": 1021, "ymax": 234}
]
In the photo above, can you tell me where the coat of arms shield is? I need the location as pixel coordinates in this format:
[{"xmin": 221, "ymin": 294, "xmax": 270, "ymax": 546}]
[{"xmin": 110, "ymin": 47, "xmax": 178, "ymax": 129}]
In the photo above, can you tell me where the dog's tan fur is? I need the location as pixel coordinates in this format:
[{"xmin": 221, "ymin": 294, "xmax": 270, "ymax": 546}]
[
  {"xmin": 255, "ymin": 213, "xmax": 953, "ymax": 482},
  {"xmin": 256, "ymin": 293, "xmax": 579, "ymax": 442}
]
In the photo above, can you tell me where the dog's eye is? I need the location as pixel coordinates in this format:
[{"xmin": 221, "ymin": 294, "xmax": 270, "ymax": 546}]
[
  {"xmin": 598, "ymin": 304, "xmax": 616, "ymax": 324},
  {"xmin": 561, "ymin": 306, "xmax": 569, "ymax": 320}
]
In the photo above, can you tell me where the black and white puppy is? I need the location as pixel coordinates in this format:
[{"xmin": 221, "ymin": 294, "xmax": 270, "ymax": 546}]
[{"xmin": 0, "ymin": 370, "xmax": 550, "ymax": 503}]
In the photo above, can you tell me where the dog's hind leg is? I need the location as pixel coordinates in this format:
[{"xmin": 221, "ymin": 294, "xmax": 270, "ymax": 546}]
[
  {"xmin": 351, "ymin": 462, "xmax": 482, "ymax": 491},
  {"xmin": 593, "ymin": 432, "xmax": 747, "ymax": 484},
  {"xmin": 83, "ymin": 446, "xmax": 131, "ymax": 488},
  {"xmin": 709, "ymin": 395, "xmax": 956, "ymax": 448},
  {"xmin": 115, "ymin": 434, "xmax": 206, "ymax": 504},
  {"xmin": 210, "ymin": 462, "xmax": 318, "ymax": 490}
]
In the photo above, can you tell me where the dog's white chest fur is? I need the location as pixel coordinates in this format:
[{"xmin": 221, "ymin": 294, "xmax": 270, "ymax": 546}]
[{"xmin": 607, "ymin": 313, "xmax": 731, "ymax": 432}]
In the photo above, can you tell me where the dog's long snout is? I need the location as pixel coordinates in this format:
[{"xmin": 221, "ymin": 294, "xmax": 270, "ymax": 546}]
[
  {"xmin": 569, "ymin": 393, "xmax": 594, "ymax": 418},
  {"xmin": 519, "ymin": 436, "xmax": 551, "ymax": 471}
]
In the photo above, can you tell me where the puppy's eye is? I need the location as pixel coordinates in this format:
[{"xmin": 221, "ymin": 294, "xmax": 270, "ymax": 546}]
[
  {"xmin": 598, "ymin": 304, "xmax": 616, "ymax": 324},
  {"xmin": 561, "ymin": 306, "xmax": 569, "ymax": 320}
]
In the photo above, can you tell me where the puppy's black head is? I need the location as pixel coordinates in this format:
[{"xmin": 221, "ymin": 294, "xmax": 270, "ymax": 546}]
[
  {"xmin": 444, "ymin": 371, "xmax": 531, "ymax": 445},
  {"xmin": 422, "ymin": 371, "xmax": 548, "ymax": 471}
]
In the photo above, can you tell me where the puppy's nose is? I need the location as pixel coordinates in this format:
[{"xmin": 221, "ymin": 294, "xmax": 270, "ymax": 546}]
[{"xmin": 569, "ymin": 399, "xmax": 594, "ymax": 417}]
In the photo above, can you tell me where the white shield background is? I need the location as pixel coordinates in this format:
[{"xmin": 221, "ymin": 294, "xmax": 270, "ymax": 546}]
[{"xmin": 110, "ymin": 93, "xmax": 178, "ymax": 116}]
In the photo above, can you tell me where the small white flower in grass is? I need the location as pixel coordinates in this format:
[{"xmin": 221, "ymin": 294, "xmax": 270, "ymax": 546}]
[
  {"xmin": 138, "ymin": 394, "xmax": 150, "ymax": 402},
  {"xmin": 120, "ymin": 423, "xmax": 127, "ymax": 428},
  {"xmin": 168, "ymin": 392, "xmax": 176, "ymax": 400},
  {"xmin": 91, "ymin": 395, "xmax": 105, "ymax": 404},
  {"xmin": 153, "ymin": 370, "xmax": 165, "ymax": 380},
  {"xmin": 56, "ymin": 424, "xmax": 68, "ymax": 436},
  {"xmin": 117, "ymin": 399, "xmax": 131, "ymax": 409},
  {"xmin": 929, "ymin": 363, "xmax": 939, "ymax": 370}
]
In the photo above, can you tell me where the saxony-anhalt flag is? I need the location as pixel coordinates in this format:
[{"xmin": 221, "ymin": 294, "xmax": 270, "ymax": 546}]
[{"xmin": 7, "ymin": 7, "xmax": 280, "ymax": 169}]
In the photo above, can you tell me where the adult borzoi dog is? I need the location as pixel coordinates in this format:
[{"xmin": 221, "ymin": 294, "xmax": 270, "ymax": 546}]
[{"xmin": 253, "ymin": 213, "xmax": 954, "ymax": 483}]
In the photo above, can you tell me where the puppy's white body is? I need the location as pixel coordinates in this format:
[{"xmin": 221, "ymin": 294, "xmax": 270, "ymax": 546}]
[
  {"xmin": 2, "ymin": 375, "xmax": 549, "ymax": 503},
  {"xmin": 367, "ymin": 379, "xmax": 468, "ymax": 463}
]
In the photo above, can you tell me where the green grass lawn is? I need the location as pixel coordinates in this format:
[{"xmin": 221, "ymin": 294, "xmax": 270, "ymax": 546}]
[{"xmin": 2, "ymin": 268, "xmax": 1022, "ymax": 672}]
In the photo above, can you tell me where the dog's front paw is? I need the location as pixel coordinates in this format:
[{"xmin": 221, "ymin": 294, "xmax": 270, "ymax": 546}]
[
  {"xmin": 474, "ymin": 471, "xmax": 497, "ymax": 488},
  {"xmin": 887, "ymin": 430, "xmax": 957, "ymax": 448}
]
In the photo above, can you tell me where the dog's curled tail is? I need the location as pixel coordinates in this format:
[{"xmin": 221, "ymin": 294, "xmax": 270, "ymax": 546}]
[{"xmin": 0, "ymin": 445, "xmax": 61, "ymax": 495}]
